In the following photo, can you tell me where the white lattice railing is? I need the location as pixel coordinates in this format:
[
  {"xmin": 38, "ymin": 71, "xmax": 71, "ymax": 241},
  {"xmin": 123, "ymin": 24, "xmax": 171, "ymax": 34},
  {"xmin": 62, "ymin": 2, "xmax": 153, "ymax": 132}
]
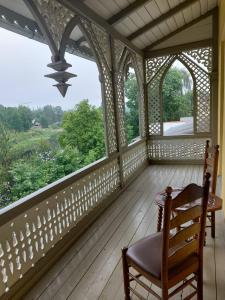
[
  {"xmin": 122, "ymin": 141, "xmax": 148, "ymax": 183},
  {"xmin": 148, "ymin": 138, "xmax": 209, "ymax": 161},
  {"xmin": 0, "ymin": 157, "xmax": 121, "ymax": 297},
  {"xmin": 0, "ymin": 143, "xmax": 149, "ymax": 298}
]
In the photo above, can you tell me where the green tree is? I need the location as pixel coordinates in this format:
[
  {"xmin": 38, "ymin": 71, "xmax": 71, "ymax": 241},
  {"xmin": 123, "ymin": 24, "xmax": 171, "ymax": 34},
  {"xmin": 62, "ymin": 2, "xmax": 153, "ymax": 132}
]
[
  {"xmin": 60, "ymin": 100, "xmax": 105, "ymax": 163},
  {"xmin": 8, "ymin": 147, "xmax": 81, "ymax": 202},
  {"xmin": 0, "ymin": 123, "xmax": 15, "ymax": 206},
  {"xmin": 18, "ymin": 106, "xmax": 32, "ymax": 131},
  {"xmin": 162, "ymin": 67, "xmax": 193, "ymax": 122},
  {"xmin": 124, "ymin": 71, "xmax": 140, "ymax": 143}
]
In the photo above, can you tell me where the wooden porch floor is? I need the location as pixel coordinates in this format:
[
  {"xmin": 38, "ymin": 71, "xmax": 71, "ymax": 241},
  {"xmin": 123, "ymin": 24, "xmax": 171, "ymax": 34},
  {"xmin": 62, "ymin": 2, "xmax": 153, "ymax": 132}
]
[{"xmin": 25, "ymin": 165, "xmax": 225, "ymax": 300}]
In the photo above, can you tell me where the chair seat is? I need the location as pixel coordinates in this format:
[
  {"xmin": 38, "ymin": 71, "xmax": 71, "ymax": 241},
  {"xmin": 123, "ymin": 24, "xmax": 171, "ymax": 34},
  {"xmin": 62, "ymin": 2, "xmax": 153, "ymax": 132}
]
[
  {"xmin": 126, "ymin": 232, "xmax": 199, "ymax": 280},
  {"xmin": 127, "ymin": 232, "xmax": 163, "ymax": 279}
]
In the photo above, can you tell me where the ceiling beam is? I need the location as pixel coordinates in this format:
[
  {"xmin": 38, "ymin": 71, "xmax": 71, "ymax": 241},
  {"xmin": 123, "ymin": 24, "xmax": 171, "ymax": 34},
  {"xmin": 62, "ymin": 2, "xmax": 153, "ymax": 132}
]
[
  {"xmin": 108, "ymin": 0, "xmax": 151, "ymax": 25},
  {"xmin": 144, "ymin": 39, "xmax": 213, "ymax": 58},
  {"xmin": 58, "ymin": 0, "xmax": 143, "ymax": 55},
  {"xmin": 144, "ymin": 8, "xmax": 216, "ymax": 51},
  {"xmin": 127, "ymin": 0, "xmax": 198, "ymax": 41}
]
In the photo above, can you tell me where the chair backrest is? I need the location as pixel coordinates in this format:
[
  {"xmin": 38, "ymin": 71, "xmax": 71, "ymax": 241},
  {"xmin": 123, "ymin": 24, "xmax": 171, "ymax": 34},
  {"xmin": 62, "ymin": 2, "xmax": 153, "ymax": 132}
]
[
  {"xmin": 203, "ymin": 140, "xmax": 219, "ymax": 194},
  {"xmin": 161, "ymin": 173, "xmax": 210, "ymax": 281}
]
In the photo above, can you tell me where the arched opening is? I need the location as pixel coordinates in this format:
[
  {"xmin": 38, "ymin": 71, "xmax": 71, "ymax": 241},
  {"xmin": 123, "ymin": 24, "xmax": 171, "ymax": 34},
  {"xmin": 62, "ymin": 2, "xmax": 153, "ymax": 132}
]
[
  {"xmin": 162, "ymin": 60, "xmax": 194, "ymax": 136},
  {"xmin": 124, "ymin": 64, "xmax": 140, "ymax": 144},
  {"xmin": 0, "ymin": 24, "xmax": 105, "ymax": 208}
]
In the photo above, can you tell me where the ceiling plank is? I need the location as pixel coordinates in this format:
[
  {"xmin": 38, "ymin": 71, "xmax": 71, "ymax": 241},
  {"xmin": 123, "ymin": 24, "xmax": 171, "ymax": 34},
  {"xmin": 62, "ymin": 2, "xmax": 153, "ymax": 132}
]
[
  {"xmin": 107, "ymin": 0, "xmax": 151, "ymax": 25},
  {"xmin": 144, "ymin": 8, "xmax": 216, "ymax": 51},
  {"xmin": 58, "ymin": 0, "xmax": 143, "ymax": 55},
  {"xmin": 127, "ymin": 0, "xmax": 198, "ymax": 41}
]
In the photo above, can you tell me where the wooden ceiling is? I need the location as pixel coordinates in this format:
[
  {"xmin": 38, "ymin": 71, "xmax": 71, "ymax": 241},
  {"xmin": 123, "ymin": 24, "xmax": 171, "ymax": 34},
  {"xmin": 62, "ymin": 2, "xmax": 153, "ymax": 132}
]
[
  {"xmin": 0, "ymin": 0, "xmax": 219, "ymax": 57},
  {"xmin": 83, "ymin": 0, "xmax": 218, "ymax": 50}
]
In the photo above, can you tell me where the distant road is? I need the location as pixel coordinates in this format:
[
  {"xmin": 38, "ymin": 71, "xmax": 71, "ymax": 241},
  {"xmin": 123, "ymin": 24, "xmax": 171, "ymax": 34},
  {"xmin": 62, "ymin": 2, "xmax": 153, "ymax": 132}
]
[{"xmin": 164, "ymin": 122, "xmax": 193, "ymax": 136}]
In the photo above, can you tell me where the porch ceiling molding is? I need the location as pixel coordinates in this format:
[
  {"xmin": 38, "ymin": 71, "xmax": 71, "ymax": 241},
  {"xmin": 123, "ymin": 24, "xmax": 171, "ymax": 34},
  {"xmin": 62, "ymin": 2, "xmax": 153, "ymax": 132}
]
[{"xmin": 127, "ymin": 0, "xmax": 199, "ymax": 41}]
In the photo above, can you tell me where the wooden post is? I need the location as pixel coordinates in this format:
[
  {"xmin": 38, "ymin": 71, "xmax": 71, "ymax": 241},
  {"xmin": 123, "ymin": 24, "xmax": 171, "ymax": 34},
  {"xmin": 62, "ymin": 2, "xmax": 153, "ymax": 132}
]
[
  {"xmin": 211, "ymin": 8, "xmax": 219, "ymax": 144},
  {"xmin": 109, "ymin": 35, "xmax": 124, "ymax": 187}
]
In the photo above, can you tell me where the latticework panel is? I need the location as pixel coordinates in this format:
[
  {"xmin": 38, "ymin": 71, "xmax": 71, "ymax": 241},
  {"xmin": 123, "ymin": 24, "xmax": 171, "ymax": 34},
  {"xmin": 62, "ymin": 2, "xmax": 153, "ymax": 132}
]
[
  {"xmin": 113, "ymin": 45, "xmax": 145, "ymax": 146},
  {"xmin": 184, "ymin": 47, "xmax": 212, "ymax": 73},
  {"xmin": 115, "ymin": 69, "xmax": 127, "ymax": 147},
  {"xmin": 0, "ymin": 159, "xmax": 120, "ymax": 297},
  {"xmin": 80, "ymin": 18, "xmax": 117, "ymax": 154},
  {"xmin": 135, "ymin": 53, "xmax": 146, "ymax": 138},
  {"xmin": 122, "ymin": 141, "xmax": 147, "ymax": 182},
  {"xmin": 92, "ymin": 23, "xmax": 111, "ymax": 70},
  {"xmin": 148, "ymin": 138, "xmax": 208, "ymax": 160},
  {"xmin": 180, "ymin": 54, "xmax": 211, "ymax": 133},
  {"xmin": 145, "ymin": 55, "xmax": 170, "ymax": 83},
  {"xmin": 114, "ymin": 39, "xmax": 125, "ymax": 70},
  {"xmin": 148, "ymin": 56, "xmax": 175, "ymax": 135}
]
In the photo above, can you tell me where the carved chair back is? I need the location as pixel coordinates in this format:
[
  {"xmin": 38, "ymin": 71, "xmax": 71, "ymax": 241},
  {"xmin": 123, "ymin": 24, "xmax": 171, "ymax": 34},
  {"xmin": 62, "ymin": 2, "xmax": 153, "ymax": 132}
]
[{"xmin": 161, "ymin": 174, "xmax": 210, "ymax": 284}]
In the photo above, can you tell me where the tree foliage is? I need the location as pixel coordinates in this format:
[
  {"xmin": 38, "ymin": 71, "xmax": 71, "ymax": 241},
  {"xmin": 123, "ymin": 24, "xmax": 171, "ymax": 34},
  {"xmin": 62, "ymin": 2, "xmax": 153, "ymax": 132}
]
[
  {"xmin": 124, "ymin": 70, "xmax": 140, "ymax": 144},
  {"xmin": 0, "ymin": 104, "xmax": 63, "ymax": 132},
  {"xmin": 162, "ymin": 67, "xmax": 193, "ymax": 122},
  {"xmin": 60, "ymin": 100, "xmax": 105, "ymax": 161},
  {"xmin": 0, "ymin": 100, "xmax": 106, "ymax": 207}
]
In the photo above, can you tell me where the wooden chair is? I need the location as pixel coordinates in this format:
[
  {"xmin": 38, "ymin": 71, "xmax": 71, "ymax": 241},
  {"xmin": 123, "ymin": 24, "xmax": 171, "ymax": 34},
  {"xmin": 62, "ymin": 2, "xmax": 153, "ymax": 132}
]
[
  {"xmin": 203, "ymin": 140, "xmax": 222, "ymax": 238},
  {"xmin": 156, "ymin": 140, "xmax": 222, "ymax": 238},
  {"xmin": 122, "ymin": 174, "xmax": 210, "ymax": 300}
]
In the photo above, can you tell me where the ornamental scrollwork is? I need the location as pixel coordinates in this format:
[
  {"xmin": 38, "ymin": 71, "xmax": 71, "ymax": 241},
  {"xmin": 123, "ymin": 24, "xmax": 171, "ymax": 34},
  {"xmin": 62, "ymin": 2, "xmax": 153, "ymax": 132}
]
[
  {"xmin": 184, "ymin": 47, "xmax": 212, "ymax": 73},
  {"xmin": 34, "ymin": 0, "xmax": 75, "ymax": 49},
  {"xmin": 146, "ymin": 55, "xmax": 170, "ymax": 83}
]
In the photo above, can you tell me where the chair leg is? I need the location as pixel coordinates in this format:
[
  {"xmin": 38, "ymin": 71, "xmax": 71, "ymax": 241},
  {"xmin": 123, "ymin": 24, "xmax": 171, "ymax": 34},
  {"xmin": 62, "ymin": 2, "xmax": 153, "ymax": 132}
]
[
  {"xmin": 122, "ymin": 248, "xmax": 131, "ymax": 300},
  {"xmin": 162, "ymin": 287, "xmax": 169, "ymax": 300},
  {"xmin": 211, "ymin": 211, "xmax": 215, "ymax": 238},
  {"xmin": 157, "ymin": 206, "xmax": 163, "ymax": 232},
  {"xmin": 197, "ymin": 268, "xmax": 203, "ymax": 300}
]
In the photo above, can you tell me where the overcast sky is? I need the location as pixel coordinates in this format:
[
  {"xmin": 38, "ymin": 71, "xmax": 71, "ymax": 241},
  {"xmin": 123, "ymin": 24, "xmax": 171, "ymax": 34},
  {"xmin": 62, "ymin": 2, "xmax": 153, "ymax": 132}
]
[{"xmin": 0, "ymin": 27, "xmax": 102, "ymax": 110}]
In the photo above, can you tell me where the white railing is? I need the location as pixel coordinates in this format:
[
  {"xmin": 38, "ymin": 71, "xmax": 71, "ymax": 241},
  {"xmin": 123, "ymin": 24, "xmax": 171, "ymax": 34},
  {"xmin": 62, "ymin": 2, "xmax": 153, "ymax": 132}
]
[
  {"xmin": 0, "ymin": 157, "xmax": 120, "ymax": 297},
  {"xmin": 0, "ymin": 142, "xmax": 148, "ymax": 298},
  {"xmin": 148, "ymin": 137, "xmax": 209, "ymax": 161},
  {"xmin": 122, "ymin": 140, "xmax": 148, "ymax": 183}
]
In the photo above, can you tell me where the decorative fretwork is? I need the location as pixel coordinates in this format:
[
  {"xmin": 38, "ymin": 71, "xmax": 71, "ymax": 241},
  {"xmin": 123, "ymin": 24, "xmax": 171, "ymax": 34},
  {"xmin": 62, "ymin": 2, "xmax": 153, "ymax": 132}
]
[
  {"xmin": 180, "ymin": 54, "xmax": 211, "ymax": 133},
  {"xmin": 34, "ymin": 0, "xmax": 75, "ymax": 49},
  {"xmin": 80, "ymin": 18, "xmax": 117, "ymax": 154},
  {"xmin": 116, "ymin": 68, "xmax": 127, "ymax": 147},
  {"xmin": 135, "ymin": 53, "xmax": 146, "ymax": 137},
  {"xmin": 92, "ymin": 23, "xmax": 111, "ymax": 70},
  {"xmin": 184, "ymin": 47, "xmax": 212, "ymax": 73},
  {"xmin": 136, "ymin": 53, "xmax": 144, "ymax": 81},
  {"xmin": 146, "ymin": 46, "xmax": 212, "ymax": 137},
  {"xmin": 148, "ymin": 138, "xmax": 208, "ymax": 160},
  {"xmin": 146, "ymin": 55, "xmax": 170, "ymax": 83},
  {"xmin": 114, "ymin": 46, "xmax": 145, "ymax": 145},
  {"xmin": 114, "ymin": 40, "xmax": 125, "ymax": 70},
  {"xmin": 148, "ymin": 56, "xmax": 175, "ymax": 135},
  {"xmin": 122, "ymin": 142, "xmax": 147, "ymax": 182},
  {"xmin": 0, "ymin": 159, "xmax": 120, "ymax": 297}
]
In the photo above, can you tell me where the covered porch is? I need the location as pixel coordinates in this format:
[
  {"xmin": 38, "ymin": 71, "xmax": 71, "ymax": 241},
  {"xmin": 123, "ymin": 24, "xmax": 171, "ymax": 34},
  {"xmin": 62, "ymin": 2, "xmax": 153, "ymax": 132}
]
[
  {"xmin": 0, "ymin": 0, "xmax": 225, "ymax": 299},
  {"xmin": 24, "ymin": 165, "xmax": 225, "ymax": 300}
]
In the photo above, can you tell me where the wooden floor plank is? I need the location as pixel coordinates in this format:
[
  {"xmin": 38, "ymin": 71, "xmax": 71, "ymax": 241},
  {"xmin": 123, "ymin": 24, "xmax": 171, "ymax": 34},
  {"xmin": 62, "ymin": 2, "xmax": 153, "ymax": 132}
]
[
  {"xmin": 24, "ymin": 165, "xmax": 224, "ymax": 300},
  {"xmin": 67, "ymin": 166, "xmax": 175, "ymax": 300}
]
